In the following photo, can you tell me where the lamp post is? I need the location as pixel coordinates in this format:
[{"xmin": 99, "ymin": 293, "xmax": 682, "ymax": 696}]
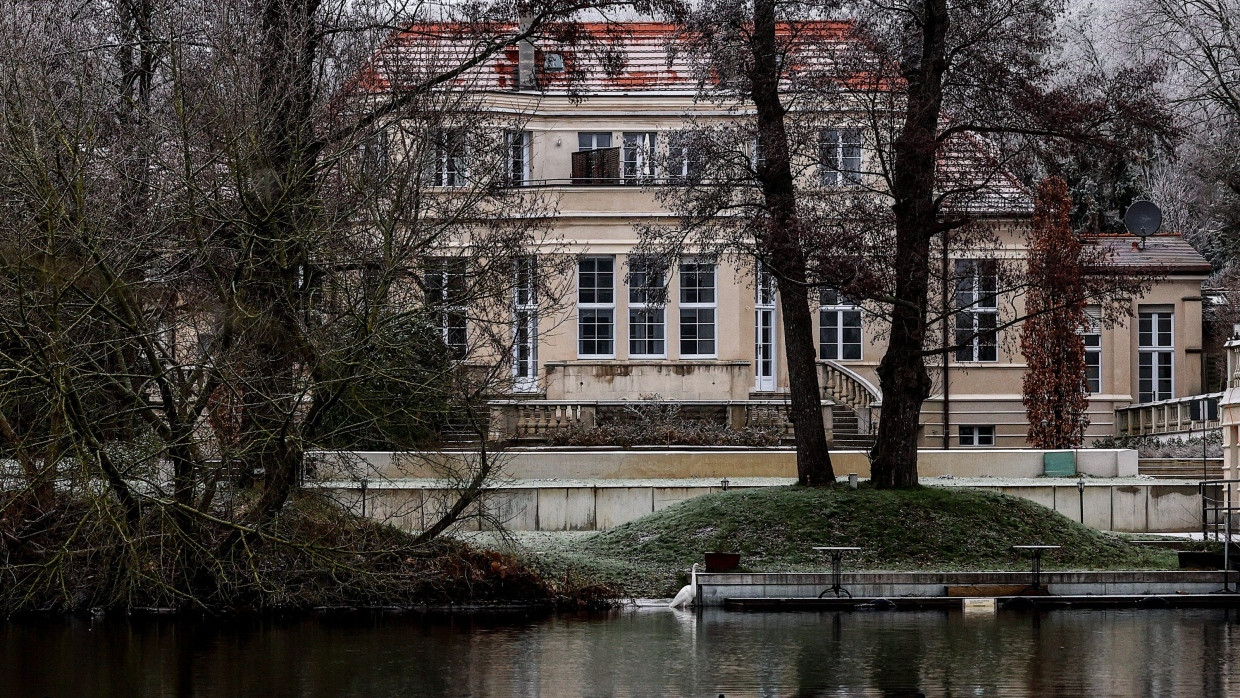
[
  {"xmin": 1077, "ymin": 476, "xmax": 1085, "ymax": 525},
  {"xmin": 359, "ymin": 476, "xmax": 369, "ymax": 518},
  {"xmin": 720, "ymin": 478, "xmax": 729, "ymax": 492}
]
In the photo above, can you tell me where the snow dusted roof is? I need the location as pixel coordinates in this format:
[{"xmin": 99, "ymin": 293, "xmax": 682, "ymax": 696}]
[
  {"xmin": 357, "ymin": 21, "xmax": 1034, "ymax": 217},
  {"xmin": 364, "ymin": 21, "xmax": 855, "ymax": 94},
  {"xmin": 1092, "ymin": 234, "xmax": 1212, "ymax": 275}
]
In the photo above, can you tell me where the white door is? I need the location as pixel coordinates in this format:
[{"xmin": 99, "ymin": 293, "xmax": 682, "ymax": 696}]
[{"xmin": 755, "ymin": 273, "xmax": 777, "ymax": 392}]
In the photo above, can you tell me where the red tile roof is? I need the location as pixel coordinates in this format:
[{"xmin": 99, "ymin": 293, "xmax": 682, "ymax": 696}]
[{"xmin": 369, "ymin": 21, "xmax": 856, "ymax": 94}]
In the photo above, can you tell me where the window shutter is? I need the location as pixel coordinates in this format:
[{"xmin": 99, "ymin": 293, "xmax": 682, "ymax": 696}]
[
  {"xmin": 601, "ymin": 147, "xmax": 620, "ymax": 183},
  {"xmin": 571, "ymin": 150, "xmax": 587, "ymax": 183}
]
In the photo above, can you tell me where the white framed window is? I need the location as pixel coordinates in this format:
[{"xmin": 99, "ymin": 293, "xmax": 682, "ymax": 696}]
[
  {"xmin": 1139, "ymin": 308, "xmax": 1173, "ymax": 403},
  {"xmin": 513, "ymin": 256, "xmax": 538, "ymax": 392},
  {"xmin": 819, "ymin": 288, "xmax": 862, "ymax": 361},
  {"xmin": 959, "ymin": 425, "xmax": 995, "ymax": 446},
  {"xmin": 622, "ymin": 132, "xmax": 658, "ymax": 184},
  {"xmin": 750, "ymin": 136, "xmax": 766, "ymax": 172},
  {"xmin": 628, "ymin": 257, "xmax": 666, "ymax": 358},
  {"xmin": 755, "ymin": 271, "xmax": 777, "ymax": 392},
  {"xmin": 425, "ymin": 258, "xmax": 468, "ymax": 359},
  {"xmin": 578, "ymin": 132, "xmax": 612, "ymax": 151},
  {"xmin": 668, "ymin": 130, "xmax": 703, "ymax": 182},
  {"xmin": 679, "ymin": 260, "xmax": 716, "ymax": 358},
  {"xmin": 578, "ymin": 256, "xmax": 615, "ymax": 357},
  {"xmin": 819, "ymin": 128, "xmax": 862, "ymax": 186},
  {"xmin": 954, "ymin": 259, "xmax": 998, "ymax": 362},
  {"xmin": 428, "ymin": 128, "xmax": 467, "ymax": 187},
  {"xmin": 1083, "ymin": 306, "xmax": 1102, "ymax": 394},
  {"xmin": 506, "ymin": 131, "xmax": 531, "ymax": 186}
]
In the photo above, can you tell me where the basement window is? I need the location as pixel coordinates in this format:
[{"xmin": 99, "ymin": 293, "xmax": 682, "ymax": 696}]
[{"xmin": 959, "ymin": 425, "xmax": 995, "ymax": 447}]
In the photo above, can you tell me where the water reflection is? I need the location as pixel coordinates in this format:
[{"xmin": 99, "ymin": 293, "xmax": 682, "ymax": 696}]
[{"xmin": 2, "ymin": 608, "xmax": 1238, "ymax": 697}]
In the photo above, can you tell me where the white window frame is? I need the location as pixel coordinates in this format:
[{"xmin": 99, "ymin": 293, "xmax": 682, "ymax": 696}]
[
  {"xmin": 428, "ymin": 128, "xmax": 467, "ymax": 187},
  {"xmin": 755, "ymin": 271, "xmax": 778, "ymax": 392},
  {"xmin": 819, "ymin": 128, "xmax": 862, "ymax": 186},
  {"xmin": 959, "ymin": 425, "xmax": 995, "ymax": 446},
  {"xmin": 513, "ymin": 256, "xmax": 539, "ymax": 392},
  {"xmin": 425, "ymin": 258, "xmax": 468, "ymax": 359},
  {"xmin": 578, "ymin": 132, "xmax": 612, "ymax": 151},
  {"xmin": 678, "ymin": 259, "xmax": 717, "ymax": 359},
  {"xmin": 819, "ymin": 288, "xmax": 863, "ymax": 361},
  {"xmin": 954, "ymin": 259, "xmax": 999, "ymax": 363},
  {"xmin": 1083, "ymin": 306, "xmax": 1102, "ymax": 394},
  {"xmin": 506, "ymin": 130, "xmax": 531, "ymax": 187},
  {"xmin": 668, "ymin": 130, "xmax": 702, "ymax": 182},
  {"xmin": 627, "ymin": 257, "xmax": 666, "ymax": 358},
  {"xmin": 577, "ymin": 256, "xmax": 616, "ymax": 358},
  {"xmin": 1138, "ymin": 308, "xmax": 1174, "ymax": 403},
  {"xmin": 621, "ymin": 132, "xmax": 658, "ymax": 184}
]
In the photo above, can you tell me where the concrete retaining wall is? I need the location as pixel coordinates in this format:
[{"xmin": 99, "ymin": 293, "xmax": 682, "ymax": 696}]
[
  {"xmin": 696, "ymin": 571, "xmax": 1228, "ymax": 606},
  {"xmin": 312, "ymin": 448, "xmax": 1139, "ymax": 481},
  {"xmin": 320, "ymin": 478, "xmax": 1201, "ymax": 534}
]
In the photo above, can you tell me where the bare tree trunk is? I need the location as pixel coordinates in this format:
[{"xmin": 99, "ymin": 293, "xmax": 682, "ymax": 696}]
[
  {"xmin": 869, "ymin": 0, "xmax": 949, "ymax": 489},
  {"xmin": 749, "ymin": 0, "xmax": 834, "ymax": 486},
  {"xmin": 240, "ymin": 0, "xmax": 320, "ymax": 522}
]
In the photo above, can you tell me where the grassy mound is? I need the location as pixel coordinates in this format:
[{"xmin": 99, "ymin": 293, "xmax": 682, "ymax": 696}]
[{"xmin": 527, "ymin": 485, "xmax": 1183, "ymax": 597}]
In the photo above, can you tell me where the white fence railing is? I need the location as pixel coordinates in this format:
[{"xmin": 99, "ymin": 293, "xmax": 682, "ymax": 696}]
[{"xmin": 1115, "ymin": 393, "xmax": 1223, "ymax": 437}]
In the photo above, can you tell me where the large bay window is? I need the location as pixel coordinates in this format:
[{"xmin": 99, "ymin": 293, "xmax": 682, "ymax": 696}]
[
  {"xmin": 578, "ymin": 257, "xmax": 615, "ymax": 357},
  {"xmin": 954, "ymin": 259, "xmax": 998, "ymax": 362},
  {"xmin": 679, "ymin": 260, "xmax": 716, "ymax": 357},
  {"xmin": 1138, "ymin": 308, "xmax": 1173, "ymax": 402}
]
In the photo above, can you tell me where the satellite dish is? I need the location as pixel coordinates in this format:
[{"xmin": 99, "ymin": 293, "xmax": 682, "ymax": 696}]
[{"xmin": 1124, "ymin": 200, "xmax": 1162, "ymax": 238}]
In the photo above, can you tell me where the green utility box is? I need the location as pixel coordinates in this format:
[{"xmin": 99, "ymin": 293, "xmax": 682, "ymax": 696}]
[{"xmin": 1043, "ymin": 451, "xmax": 1077, "ymax": 477}]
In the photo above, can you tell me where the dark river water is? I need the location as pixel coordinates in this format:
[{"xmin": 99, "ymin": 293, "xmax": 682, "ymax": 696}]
[{"xmin": 3, "ymin": 607, "xmax": 1239, "ymax": 697}]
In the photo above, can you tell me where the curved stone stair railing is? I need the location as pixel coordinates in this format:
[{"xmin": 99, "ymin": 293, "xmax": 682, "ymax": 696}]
[{"xmin": 818, "ymin": 360, "xmax": 882, "ymax": 438}]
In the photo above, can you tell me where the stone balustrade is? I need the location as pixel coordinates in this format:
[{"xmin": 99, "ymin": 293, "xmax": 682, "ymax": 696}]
[
  {"xmin": 487, "ymin": 399, "xmax": 826, "ymax": 442},
  {"xmin": 1115, "ymin": 393, "xmax": 1223, "ymax": 437}
]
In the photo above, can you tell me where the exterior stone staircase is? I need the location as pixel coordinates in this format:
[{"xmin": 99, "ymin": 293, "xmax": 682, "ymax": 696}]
[
  {"xmin": 818, "ymin": 360, "xmax": 882, "ymax": 449},
  {"xmin": 832, "ymin": 409, "xmax": 876, "ymax": 450}
]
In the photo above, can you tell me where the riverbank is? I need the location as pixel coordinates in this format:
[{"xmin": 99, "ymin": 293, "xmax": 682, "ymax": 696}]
[
  {"xmin": 0, "ymin": 492, "xmax": 615, "ymax": 617},
  {"xmin": 484, "ymin": 485, "xmax": 1209, "ymax": 597}
]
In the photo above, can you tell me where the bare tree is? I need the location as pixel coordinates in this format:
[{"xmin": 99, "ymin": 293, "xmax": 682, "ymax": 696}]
[
  {"xmin": 635, "ymin": 8, "xmax": 844, "ymax": 486},
  {"xmin": 647, "ymin": 0, "xmax": 1170, "ymax": 488},
  {"xmin": 1129, "ymin": 0, "xmax": 1240, "ymax": 269},
  {"xmin": 0, "ymin": 0, "xmax": 615, "ymax": 612}
]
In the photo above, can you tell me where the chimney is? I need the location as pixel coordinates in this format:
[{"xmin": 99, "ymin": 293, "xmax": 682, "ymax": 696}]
[{"xmin": 517, "ymin": 13, "xmax": 536, "ymax": 90}]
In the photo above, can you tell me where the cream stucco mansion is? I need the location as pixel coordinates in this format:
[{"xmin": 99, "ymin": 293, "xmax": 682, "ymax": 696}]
[{"xmin": 374, "ymin": 22, "xmax": 1214, "ymax": 448}]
